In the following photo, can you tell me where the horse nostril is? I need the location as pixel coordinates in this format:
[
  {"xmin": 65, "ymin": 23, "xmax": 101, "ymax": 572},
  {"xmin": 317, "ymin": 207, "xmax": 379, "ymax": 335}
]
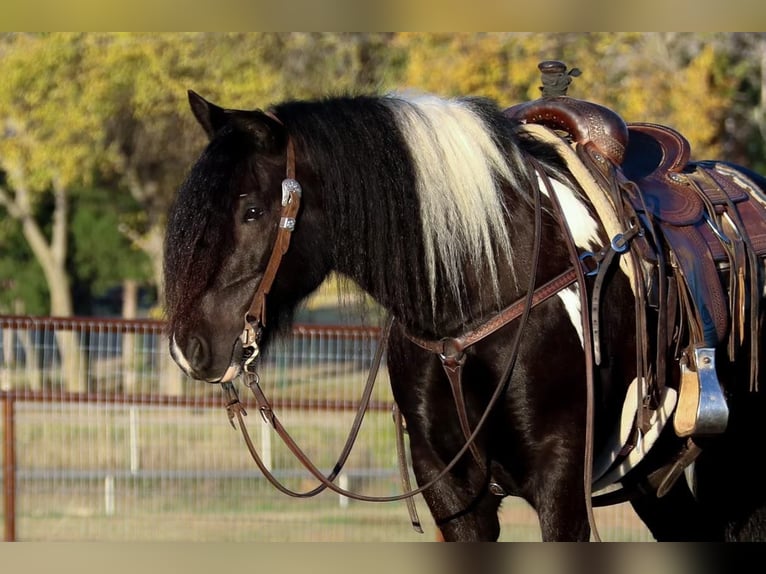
[{"xmin": 186, "ymin": 335, "xmax": 210, "ymax": 371}]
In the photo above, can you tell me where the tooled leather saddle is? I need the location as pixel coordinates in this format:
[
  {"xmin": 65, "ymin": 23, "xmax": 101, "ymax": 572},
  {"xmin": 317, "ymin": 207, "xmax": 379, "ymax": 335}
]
[{"xmin": 505, "ymin": 61, "xmax": 766, "ymax": 441}]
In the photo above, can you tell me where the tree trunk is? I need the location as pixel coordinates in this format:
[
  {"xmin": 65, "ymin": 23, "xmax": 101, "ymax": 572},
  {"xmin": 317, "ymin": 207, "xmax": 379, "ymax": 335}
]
[
  {"xmin": 10, "ymin": 177, "xmax": 85, "ymax": 393},
  {"xmin": 139, "ymin": 224, "xmax": 166, "ymax": 311},
  {"xmin": 23, "ymin": 329, "xmax": 43, "ymax": 391},
  {"xmin": 160, "ymin": 345, "xmax": 184, "ymax": 396}
]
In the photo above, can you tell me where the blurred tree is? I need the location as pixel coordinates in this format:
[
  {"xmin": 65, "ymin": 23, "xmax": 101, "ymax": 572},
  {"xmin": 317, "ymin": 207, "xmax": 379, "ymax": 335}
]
[
  {"xmin": 0, "ymin": 33, "xmax": 105, "ymax": 318},
  {"xmin": 1, "ymin": 32, "xmax": 764, "ymax": 326},
  {"xmin": 391, "ymin": 32, "xmax": 762, "ymax": 166},
  {"xmin": 391, "ymin": 32, "xmax": 545, "ymax": 105},
  {"xmin": 0, "ymin": 33, "xmax": 107, "ymax": 390},
  {"xmin": 69, "ymin": 184, "xmax": 153, "ymax": 314},
  {"xmin": 82, "ymin": 32, "xmax": 399, "ymax": 309},
  {"xmin": 0, "ymin": 217, "xmax": 48, "ymax": 315},
  {"xmin": 713, "ymin": 33, "xmax": 766, "ymax": 173}
]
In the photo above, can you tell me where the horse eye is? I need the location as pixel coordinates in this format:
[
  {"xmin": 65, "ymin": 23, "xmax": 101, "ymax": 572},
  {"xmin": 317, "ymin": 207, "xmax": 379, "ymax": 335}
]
[{"xmin": 243, "ymin": 206, "xmax": 265, "ymax": 222}]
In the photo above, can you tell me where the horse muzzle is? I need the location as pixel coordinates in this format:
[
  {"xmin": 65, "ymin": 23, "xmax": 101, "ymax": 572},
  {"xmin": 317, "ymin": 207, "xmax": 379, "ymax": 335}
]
[{"xmin": 170, "ymin": 330, "xmax": 249, "ymax": 384}]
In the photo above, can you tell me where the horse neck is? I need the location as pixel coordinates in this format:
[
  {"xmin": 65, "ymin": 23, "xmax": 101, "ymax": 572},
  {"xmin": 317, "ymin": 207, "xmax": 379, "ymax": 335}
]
[
  {"xmin": 281, "ymin": 95, "xmax": 545, "ymax": 339},
  {"xmin": 315, "ymin": 181, "xmax": 545, "ymax": 339}
]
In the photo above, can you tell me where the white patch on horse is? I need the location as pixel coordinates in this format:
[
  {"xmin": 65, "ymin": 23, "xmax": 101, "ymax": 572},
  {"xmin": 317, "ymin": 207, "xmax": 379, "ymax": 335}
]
[
  {"xmin": 557, "ymin": 285, "xmax": 584, "ymax": 347},
  {"xmin": 537, "ymin": 173, "xmax": 601, "ymax": 251},
  {"xmin": 170, "ymin": 335, "xmax": 193, "ymax": 375},
  {"xmin": 385, "ymin": 92, "xmax": 513, "ymax": 314},
  {"xmin": 685, "ymin": 462, "xmax": 697, "ymax": 499}
]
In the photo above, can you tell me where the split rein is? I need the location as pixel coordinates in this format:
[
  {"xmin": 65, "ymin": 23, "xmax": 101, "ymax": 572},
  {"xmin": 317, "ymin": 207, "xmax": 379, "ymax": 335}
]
[{"xmin": 217, "ymin": 121, "xmax": 598, "ymax": 534}]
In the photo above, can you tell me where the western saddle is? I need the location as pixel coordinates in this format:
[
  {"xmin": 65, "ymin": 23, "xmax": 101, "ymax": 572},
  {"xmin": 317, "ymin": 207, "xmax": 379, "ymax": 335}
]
[{"xmin": 505, "ymin": 61, "xmax": 766, "ymax": 445}]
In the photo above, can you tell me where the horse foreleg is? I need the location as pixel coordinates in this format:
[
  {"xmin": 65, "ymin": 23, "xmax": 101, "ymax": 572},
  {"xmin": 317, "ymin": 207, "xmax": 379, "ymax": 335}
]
[
  {"xmin": 532, "ymin": 448, "xmax": 591, "ymax": 541},
  {"xmin": 408, "ymin": 435, "xmax": 502, "ymax": 541}
]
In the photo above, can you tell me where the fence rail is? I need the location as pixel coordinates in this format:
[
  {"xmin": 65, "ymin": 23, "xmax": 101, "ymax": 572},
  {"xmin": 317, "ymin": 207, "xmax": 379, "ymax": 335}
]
[{"xmin": 0, "ymin": 315, "xmax": 652, "ymax": 541}]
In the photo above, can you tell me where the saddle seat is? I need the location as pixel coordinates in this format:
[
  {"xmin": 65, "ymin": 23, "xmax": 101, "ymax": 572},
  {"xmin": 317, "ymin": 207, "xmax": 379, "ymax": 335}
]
[{"xmin": 506, "ymin": 70, "xmax": 766, "ymax": 443}]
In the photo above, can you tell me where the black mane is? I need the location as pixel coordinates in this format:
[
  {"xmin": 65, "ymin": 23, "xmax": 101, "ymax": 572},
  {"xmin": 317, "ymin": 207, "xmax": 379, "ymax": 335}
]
[{"xmin": 164, "ymin": 127, "xmax": 257, "ymax": 331}]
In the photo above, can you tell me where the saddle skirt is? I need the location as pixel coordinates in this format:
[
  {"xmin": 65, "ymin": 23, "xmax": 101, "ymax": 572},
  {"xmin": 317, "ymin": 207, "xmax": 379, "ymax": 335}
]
[{"xmin": 620, "ymin": 123, "xmax": 766, "ymax": 355}]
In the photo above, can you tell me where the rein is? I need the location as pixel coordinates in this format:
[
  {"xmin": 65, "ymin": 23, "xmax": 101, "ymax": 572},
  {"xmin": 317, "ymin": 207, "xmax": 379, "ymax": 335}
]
[{"xmin": 222, "ymin": 117, "xmax": 598, "ymax": 538}]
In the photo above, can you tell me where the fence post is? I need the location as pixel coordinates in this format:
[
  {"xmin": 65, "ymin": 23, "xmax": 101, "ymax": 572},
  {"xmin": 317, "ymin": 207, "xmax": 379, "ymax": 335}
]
[
  {"xmin": 129, "ymin": 407, "xmax": 140, "ymax": 474},
  {"xmin": 2, "ymin": 393, "xmax": 17, "ymax": 541}
]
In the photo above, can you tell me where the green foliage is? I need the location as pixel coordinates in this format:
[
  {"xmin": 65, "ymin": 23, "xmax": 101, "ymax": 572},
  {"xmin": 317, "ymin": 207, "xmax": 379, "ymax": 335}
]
[
  {"xmin": 0, "ymin": 218, "xmax": 48, "ymax": 315},
  {"xmin": 391, "ymin": 32, "xmax": 764, "ymax": 166},
  {"xmin": 0, "ymin": 33, "xmax": 105, "ymax": 192},
  {"xmin": 70, "ymin": 185, "xmax": 152, "ymax": 295},
  {"xmin": 1, "ymin": 33, "xmax": 765, "ymax": 317}
]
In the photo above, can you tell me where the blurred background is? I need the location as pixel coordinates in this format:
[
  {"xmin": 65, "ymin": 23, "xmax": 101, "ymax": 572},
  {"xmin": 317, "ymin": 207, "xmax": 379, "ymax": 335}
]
[{"xmin": 0, "ymin": 32, "xmax": 764, "ymax": 542}]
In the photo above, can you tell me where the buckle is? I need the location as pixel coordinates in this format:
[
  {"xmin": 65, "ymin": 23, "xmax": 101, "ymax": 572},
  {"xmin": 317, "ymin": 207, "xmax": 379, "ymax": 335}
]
[
  {"xmin": 579, "ymin": 251, "xmax": 600, "ymax": 277},
  {"xmin": 222, "ymin": 381, "xmax": 247, "ymax": 429},
  {"xmin": 438, "ymin": 338, "xmax": 465, "ymax": 361}
]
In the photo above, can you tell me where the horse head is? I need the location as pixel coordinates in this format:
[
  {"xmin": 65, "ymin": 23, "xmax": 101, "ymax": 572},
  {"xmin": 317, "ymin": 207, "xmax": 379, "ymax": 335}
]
[{"xmin": 163, "ymin": 91, "xmax": 327, "ymax": 383}]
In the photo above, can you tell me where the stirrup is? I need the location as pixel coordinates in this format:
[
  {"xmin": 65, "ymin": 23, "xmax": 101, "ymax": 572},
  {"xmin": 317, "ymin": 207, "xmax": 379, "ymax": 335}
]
[{"xmin": 673, "ymin": 347, "xmax": 729, "ymax": 437}]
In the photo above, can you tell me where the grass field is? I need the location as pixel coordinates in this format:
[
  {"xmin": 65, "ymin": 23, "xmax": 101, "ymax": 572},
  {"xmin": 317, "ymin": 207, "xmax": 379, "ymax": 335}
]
[
  {"xmin": 3, "ymin": 400, "xmax": 653, "ymax": 542},
  {"xmin": 8, "ymin": 478, "xmax": 652, "ymax": 541}
]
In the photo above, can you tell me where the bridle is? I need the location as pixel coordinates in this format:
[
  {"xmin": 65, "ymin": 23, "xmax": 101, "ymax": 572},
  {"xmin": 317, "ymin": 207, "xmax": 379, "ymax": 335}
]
[
  {"xmin": 220, "ymin": 114, "xmax": 601, "ymax": 538},
  {"xmin": 238, "ymin": 119, "xmax": 301, "ymax": 372}
]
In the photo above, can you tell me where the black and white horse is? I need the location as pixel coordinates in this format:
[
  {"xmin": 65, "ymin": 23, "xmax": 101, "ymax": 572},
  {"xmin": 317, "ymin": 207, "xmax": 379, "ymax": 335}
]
[{"xmin": 163, "ymin": 89, "xmax": 766, "ymax": 541}]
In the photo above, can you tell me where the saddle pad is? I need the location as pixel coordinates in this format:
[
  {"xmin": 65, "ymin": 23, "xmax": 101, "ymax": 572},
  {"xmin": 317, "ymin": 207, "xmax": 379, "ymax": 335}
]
[
  {"xmin": 592, "ymin": 378, "xmax": 677, "ymax": 492},
  {"xmin": 519, "ymin": 122, "xmax": 638, "ymax": 290}
]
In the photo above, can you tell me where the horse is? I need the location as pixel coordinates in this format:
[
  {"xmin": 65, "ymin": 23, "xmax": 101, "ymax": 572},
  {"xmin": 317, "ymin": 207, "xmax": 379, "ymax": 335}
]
[{"xmin": 162, "ymin": 74, "xmax": 766, "ymax": 541}]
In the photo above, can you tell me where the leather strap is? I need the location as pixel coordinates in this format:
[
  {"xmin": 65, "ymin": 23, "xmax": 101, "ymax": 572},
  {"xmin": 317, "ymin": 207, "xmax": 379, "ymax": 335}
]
[
  {"xmin": 227, "ymin": 155, "xmax": 571, "ymax": 513},
  {"xmin": 537, "ymin": 162, "xmax": 601, "ymax": 542},
  {"xmin": 404, "ymin": 266, "xmax": 578, "ymax": 474},
  {"xmin": 246, "ymin": 134, "xmax": 300, "ymax": 331},
  {"xmin": 226, "ymin": 315, "xmax": 532, "ymax": 504},
  {"xmin": 392, "ymin": 403, "xmax": 423, "ymax": 532},
  {"xmin": 402, "ymin": 164, "xmax": 581, "ymax": 510},
  {"xmin": 405, "ymin": 268, "xmax": 577, "ymax": 356},
  {"xmin": 224, "ymin": 316, "xmax": 394, "ymax": 500}
]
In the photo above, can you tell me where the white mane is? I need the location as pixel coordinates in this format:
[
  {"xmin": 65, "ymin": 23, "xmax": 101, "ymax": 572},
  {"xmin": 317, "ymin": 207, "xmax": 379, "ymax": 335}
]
[{"xmin": 384, "ymin": 92, "xmax": 514, "ymax": 314}]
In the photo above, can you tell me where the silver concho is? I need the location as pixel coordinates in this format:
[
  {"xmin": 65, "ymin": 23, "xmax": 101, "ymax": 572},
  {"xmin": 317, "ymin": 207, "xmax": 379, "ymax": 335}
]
[{"xmin": 281, "ymin": 178, "xmax": 302, "ymax": 206}]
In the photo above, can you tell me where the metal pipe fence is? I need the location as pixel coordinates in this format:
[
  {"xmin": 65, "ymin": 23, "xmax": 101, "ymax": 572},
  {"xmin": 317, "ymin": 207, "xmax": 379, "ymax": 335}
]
[{"xmin": 0, "ymin": 315, "xmax": 652, "ymax": 541}]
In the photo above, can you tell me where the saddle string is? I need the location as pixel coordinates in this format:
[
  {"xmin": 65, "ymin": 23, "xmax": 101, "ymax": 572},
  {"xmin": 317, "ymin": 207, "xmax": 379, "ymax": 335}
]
[
  {"xmin": 705, "ymin": 164, "xmax": 761, "ymax": 390},
  {"xmin": 622, "ymin": 180, "xmax": 656, "ymax": 430},
  {"xmin": 597, "ymin": 166, "xmax": 658, "ymax": 428}
]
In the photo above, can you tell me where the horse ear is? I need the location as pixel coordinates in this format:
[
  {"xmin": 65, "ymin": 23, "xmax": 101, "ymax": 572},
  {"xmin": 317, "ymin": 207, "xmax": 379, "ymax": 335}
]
[
  {"xmin": 237, "ymin": 112, "xmax": 286, "ymax": 153},
  {"xmin": 188, "ymin": 90, "xmax": 227, "ymax": 139}
]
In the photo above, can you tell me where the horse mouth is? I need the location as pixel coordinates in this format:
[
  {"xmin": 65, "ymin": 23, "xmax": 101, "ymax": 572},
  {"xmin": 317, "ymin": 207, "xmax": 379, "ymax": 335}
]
[
  {"xmin": 170, "ymin": 333, "xmax": 245, "ymax": 384},
  {"xmin": 209, "ymin": 337, "xmax": 246, "ymax": 384}
]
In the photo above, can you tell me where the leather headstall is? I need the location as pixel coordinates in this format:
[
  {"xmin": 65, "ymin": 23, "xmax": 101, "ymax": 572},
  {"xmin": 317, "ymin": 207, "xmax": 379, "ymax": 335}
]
[{"xmin": 239, "ymin": 112, "xmax": 300, "ymax": 371}]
